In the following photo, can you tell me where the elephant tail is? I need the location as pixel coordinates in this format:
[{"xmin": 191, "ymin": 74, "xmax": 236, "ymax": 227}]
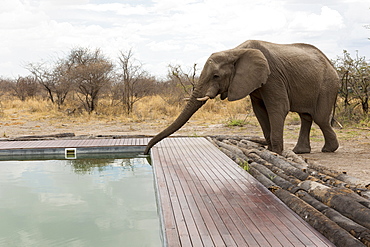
[{"xmin": 331, "ymin": 94, "xmax": 343, "ymax": 128}]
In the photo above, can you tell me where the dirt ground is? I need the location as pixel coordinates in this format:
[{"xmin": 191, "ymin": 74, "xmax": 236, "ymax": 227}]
[{"xmin": 1, "ymin": 116, "xmax": 369, "ymax": 185}]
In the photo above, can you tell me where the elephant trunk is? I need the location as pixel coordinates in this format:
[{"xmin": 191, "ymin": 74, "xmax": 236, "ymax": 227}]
[{"xmin": 144, "ymin": 97, "xmax": 206, "ymax": 154}]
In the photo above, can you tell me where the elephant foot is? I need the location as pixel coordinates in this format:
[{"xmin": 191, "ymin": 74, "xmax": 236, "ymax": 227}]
[
  {"xmin": 268, "ymin": 145, "xmax": 283, "ymax": 155},
  {"xmin": 321, "ymin": 142, "xmax": 339, "ymax": 152},
  {"xmin": 293, "ymin": 145, "xmax": 311, "ymax": 154}
]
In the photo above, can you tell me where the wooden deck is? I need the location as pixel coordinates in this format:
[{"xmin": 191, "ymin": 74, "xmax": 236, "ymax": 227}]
[
  {"xmin": 0, "ymin": 138, "xmax": 150, "ymax": 157},
  {"xmin": 0, "ymin": 138, "xmax": 150, "ymax": 149},
  {"xmin": 150, "ymin": 137, "xmax": 333, "ymax": 247},
  {"xmin": 0, "ymin": 137, "xmax": 334, "ymax": 246}
]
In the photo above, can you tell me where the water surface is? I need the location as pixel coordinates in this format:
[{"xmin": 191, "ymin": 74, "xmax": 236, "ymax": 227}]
[{"xmin": 0, "ymin": 157, "xmax": 162, "ymax": 247}]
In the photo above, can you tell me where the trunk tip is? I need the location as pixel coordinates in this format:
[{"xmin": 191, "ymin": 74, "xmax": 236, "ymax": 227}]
[{"xmin": 143, "ymin": 146, "xmax": 150, "ymax": 155}]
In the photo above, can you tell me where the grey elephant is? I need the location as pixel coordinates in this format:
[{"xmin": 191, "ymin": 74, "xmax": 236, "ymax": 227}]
[{"xmin": 144, "ymin": 40, "xmax": 340, "ymax": 155}]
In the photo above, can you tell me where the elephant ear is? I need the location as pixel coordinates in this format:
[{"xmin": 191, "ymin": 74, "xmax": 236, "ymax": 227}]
[{"xmin": 228, "ymin": 49, "xmax": 270, "ymax": 101}]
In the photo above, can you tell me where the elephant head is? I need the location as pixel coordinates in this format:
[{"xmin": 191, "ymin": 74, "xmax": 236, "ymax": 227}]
[{"xmin": 144, "ymin": 48, "xmax": 270, "ymax": 154}]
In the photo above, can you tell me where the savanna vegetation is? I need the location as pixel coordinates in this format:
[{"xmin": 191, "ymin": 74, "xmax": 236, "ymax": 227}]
[{"xmin": 0, "ymin": 47, "xmax": 369, "ymax": 130}]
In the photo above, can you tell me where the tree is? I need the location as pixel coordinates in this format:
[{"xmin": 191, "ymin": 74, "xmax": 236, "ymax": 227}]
[
  {"xmin": 334, "ymin": 50, "xmax": 370, "ymax": 115},
  {"xmin": 67, "ymin": 47, "xmax": 114, "ymax": 114},
  {"xmin": 116, "ymin": 49, "xmax": 151, "ymax": 114},
  {"xmin": 11, "ymin": 76, "xmax": 39, "ymax": 101},
  {"xmin": 27, "ymin": 61, "xmax": 72, "ymax": 108},
  {"xmin": 168, "ymin": 63, "xmax": 197, "ymax": 96},
  {"xmin": 0, "ymin": 77, "xmax": 16, "ymax": 96},
  {"xmin": 160, "ymin": 64, "xmax": 198, "ymax": 105}
]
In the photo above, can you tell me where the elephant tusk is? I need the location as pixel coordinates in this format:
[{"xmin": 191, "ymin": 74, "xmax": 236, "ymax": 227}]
[{"xmin": 196, "ymin": 96, "xmax": 210, "ymax": 101}]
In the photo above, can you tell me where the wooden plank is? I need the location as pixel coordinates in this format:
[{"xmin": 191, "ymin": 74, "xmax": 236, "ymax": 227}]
[{"xmin": 151, "ymin": 147, "xmax": 181, "ymax": 246}]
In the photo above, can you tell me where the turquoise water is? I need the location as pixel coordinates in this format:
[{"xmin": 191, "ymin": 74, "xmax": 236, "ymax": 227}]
[{"xmin": 0, "ymin": 157, "xmax": 162, "ymax": 247}]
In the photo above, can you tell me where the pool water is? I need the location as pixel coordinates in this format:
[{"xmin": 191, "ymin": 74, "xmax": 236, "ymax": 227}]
[{"xmin": 0, "ymin": 157, "xmax": 162, "ymax": 247}]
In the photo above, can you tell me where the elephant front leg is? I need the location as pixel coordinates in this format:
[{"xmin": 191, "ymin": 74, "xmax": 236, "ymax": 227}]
[
  {"xmin": 293, "ymin": 113, "xmax": 313, "ymax": 154},
  {"xmin": 251, "ymin": 98, "xmax": 272, "ymax": 149},
  {"xmin": 267, "ymin": 109, "xmax": 289, "ymax": 154},
  {"xmin": 252, "ymin": 97, "xmax": 287, "ymax": 154},
  {"xmin": 269, "ymin": 122, "xmax": 285, "ymax": 154}
]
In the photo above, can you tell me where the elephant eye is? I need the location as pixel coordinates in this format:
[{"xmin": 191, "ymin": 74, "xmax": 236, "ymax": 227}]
[{"xmin": 213, "ymin": 75, "xmax": 220, "ymax": 79}]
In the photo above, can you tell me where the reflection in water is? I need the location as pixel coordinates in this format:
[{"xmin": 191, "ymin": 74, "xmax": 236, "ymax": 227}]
[
  {"xmin": 68, "ymin": 158, "xmax": 116, "ymax": 174},
  {"xmin": 0, "ymin": 158, "xmax": 162, "ymax": 247}
]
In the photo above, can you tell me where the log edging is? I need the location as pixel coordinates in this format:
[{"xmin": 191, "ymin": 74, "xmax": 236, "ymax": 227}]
[{"xmin": 208, "ymin": 135, "xmax": 370, "ymax": 247}]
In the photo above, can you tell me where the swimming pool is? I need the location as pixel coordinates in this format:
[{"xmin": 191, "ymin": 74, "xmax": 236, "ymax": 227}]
[{"xmin": 0, "ymin": 156, "xmax": 163, "ymax": 247}]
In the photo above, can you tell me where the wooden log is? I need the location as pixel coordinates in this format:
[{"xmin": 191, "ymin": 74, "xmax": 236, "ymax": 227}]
[
  {"xmin": 239, "ymin": 139, "xmax": 264, "ymax": 148},
  {"xmin": 283, "ymin": 150, "xmax": 308, "ymax": 169},
  {"xmin": 224, "ymin": 139, "xmax": 239, "ymax": 146},
  {"xmin": 360, "ymin": 191, "xmax": 370, "ymax": 200},
  {"xmin": 248, "ymin": 163, "xmax": 277, "ymax": 189},
  {"xmin": 247, "ymin": 152, "xmax": 305, "ymax": 187},
  {"xmin": 254, "ymin": 149, "xmax": 310, "ymax": 181},
  {"xmin": 219, "ymin": 147, "xmax": 236, "ymax": 160},
  {"xmin": 214, "ymin": 137, "xmax": 370, "ymax": 199},
  {"xmin": 211, "ymin": 136, "xmax": 370, "ymax": 246},
  {"xmin": 215, "ymin": 140, "xmax": 248, "ymax": 161},
  {"xmin": 306, "ymin": 168, "xmax": 350, "ymax": 187},
  {"xmin": 274, "ymin": 189, "xmax": 365, "ymax": 247},
  {"xmin": 243, "ymin": 137, "xmax": 268, "ymax": 146},
  {"xmin": 249, "ymin": 160, "xmax": 299, "ymax": 192},
  {"xmin": 296, "ymin": 190, "xmax": 370, "ymax": 246},
  {"xmin": 213, "ymin": 139, "xmax": 249, "ymax": 166},
  {"xmin": 219, "ymin": 147, "xmax": 247, "ymax": 166},
  {"xmin": 304, "ymin": 169, "xmax": 370, "ymax": 198},
  {"xmin": 210, "ymin": 135, "xmax": 265, "ymax": 143},
  {"xmin": 307, "ymin": 159, "xmax": 365, "ymax": 186},
  {"xmin": 249, "ymin": 157, "xmax": 367, "ymax": 246},
  {"xmin": 300, "ymin": 181, "xmax": 370, "ymax": 229},
  {"xmin": 306, "ymin": 159, "xmax": 347, "ymax": 178},
  {"xmin": 205, "ymin": 136, "xmax": 218, "ymax": 148},
  {"xmin": 300, "ymin": 181, "xmax": 370, "ymax": 208},
  {"xmin": 210, "ymin": 135, "xmax": 241, "ymax": 142},
  {"xmin": 11, "ymin": 132, "xmax": 75, "ymax": 140},
  {"xmin": 336, "ymin": 173, "xmax": 370, "ymax": 188}
]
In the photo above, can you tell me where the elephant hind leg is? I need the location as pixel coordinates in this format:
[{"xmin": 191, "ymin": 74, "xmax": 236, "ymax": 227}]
[
  {"xmin": 313, "ymin": 94, "xmax": 340, "ymax": 152},
  {"xmin": 313, "ymin": 115, "xmax": 339, "ymax": 152},
  {"xmin": 293, "ymin": 113, "xmax": 312, "ymax": 154}
]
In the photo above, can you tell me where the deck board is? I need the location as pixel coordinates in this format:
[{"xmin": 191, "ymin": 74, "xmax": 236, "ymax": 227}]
[{"xmin": 0, "ymin": 137, "xmax": 334, "ymax": 246}]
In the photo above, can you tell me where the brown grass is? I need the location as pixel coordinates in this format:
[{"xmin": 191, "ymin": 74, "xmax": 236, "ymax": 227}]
[
  {"xmin": 0, "ymin": 96, "xmax": 255, "ymax": 127},
  {"xmin": 1, "ymin": 95, "xmax": 367, "ymax": 134}
]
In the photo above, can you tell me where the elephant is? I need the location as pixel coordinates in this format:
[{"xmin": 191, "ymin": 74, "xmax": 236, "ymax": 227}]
[{"xmin": 144, "ymin": 40, "xmax": 340, "ymax": 155}]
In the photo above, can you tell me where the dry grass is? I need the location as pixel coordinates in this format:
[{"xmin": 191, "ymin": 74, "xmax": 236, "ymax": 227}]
[
  {"xmin": 1, "ymin": 97, "xmax": 58, "ymax": 121},
  {"xmin": 0, "ymin": 95, "xmax": 255, "ymax": 127},
  {"xmin": 1, "ymin": 95, "xmax": 367, "ymax": 135}
]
